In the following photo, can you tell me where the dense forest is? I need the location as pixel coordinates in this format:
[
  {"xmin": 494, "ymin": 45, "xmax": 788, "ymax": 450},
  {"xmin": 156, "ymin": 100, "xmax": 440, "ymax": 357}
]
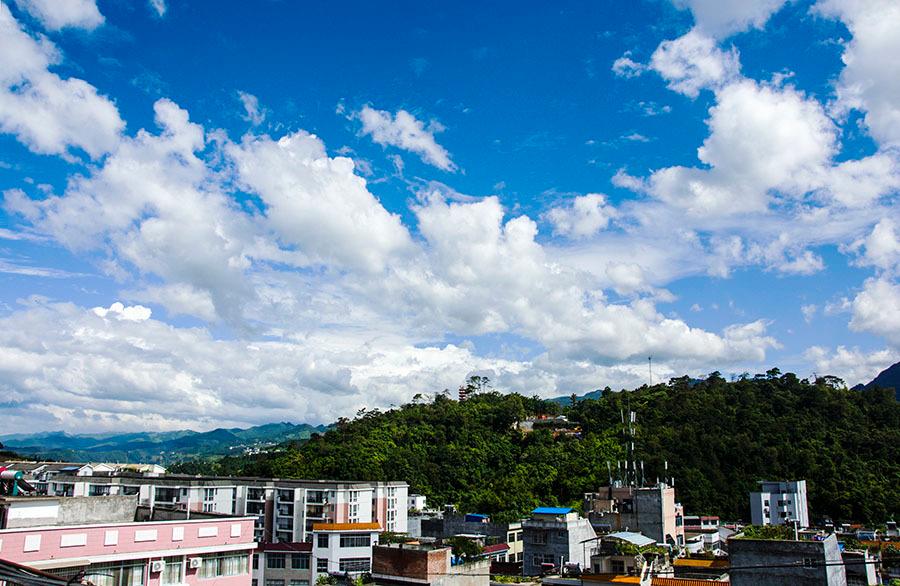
[{"xmin": 171, "ymin": 372, "xmax": 899, "ymax": 524}]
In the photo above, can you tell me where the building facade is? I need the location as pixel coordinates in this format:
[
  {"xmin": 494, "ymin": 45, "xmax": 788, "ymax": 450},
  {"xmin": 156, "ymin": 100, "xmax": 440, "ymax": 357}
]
[
  {"xmin": 728, "ymin": 533, "xmax": 846, "ymax": 586},
  {"xmin": 749, "ymin": 480, "xmax": 809, "ymax": 528},
  {"xmin": 0, "ymin": 495, "xmax": 256, "ymax": 586},
  {"xmin": 521, "ymin": 507, "xmax": 596, "ymax": 576},
  {"xmin": 584, "ymin": 483, "xmax": 685, "ymax": 547}
]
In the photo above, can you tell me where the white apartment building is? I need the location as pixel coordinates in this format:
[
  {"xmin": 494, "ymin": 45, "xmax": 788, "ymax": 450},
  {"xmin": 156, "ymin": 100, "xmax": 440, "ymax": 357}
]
[
  {"xmin": 43, "ymin": 474, "xmax": 409, "ymax": 543},
  {"xmin": 310, "ymin": 522, "xmax": 381, "ymax": 578},
  {"xmin": 749, "ymin": 480, "xmax": 809, "ymax": 528}
]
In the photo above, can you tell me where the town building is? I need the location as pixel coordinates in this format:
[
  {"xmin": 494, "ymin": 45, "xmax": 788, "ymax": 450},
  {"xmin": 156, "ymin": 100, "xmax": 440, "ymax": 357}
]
[
  {"xmin": 371, "ymin": 543, "xmax": 489, "ymax": 586},
  {"xmin": 419, "ymin": 512, "xmax": 523, "ymax": 564},
  {"xmin": 252, "ymin": 541, "xmax": 312, "ymax": 586},
  {"xmin": 749, "ymin": 480, "xmax": 809, "ymax": 528},
  {"xmin": 521, "ymin": 507, "xmax": 596, "ymax": 576},
  {"xmin": 0, "ymin": 494, "xmax": 255, "ymax": 586},
  {"xmin": 39, "ymin": 474, "xmax": 408, "ymax": 543},
  {"xmin": 728, "ymin": 532, "xmax": 846, "ymax": 585},
  {"xmin": 310, "ymin": 522, "xmax": 381, "ymax": 578},
  {"xmin": 584, "ymin": 483, "xmax": 685, "ymax": 548}
]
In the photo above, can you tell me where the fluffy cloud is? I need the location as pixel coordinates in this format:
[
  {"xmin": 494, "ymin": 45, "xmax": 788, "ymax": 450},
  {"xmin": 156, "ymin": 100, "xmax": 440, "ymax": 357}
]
[
  {"xmin": 356, "ymin": 105, "xmax": 456, "ymax": 171},
  {"xmin": 612, "ymin": 52, "xmax": 646, "ymax": 78},
  {"xmin": 0, "ymin": 299, "xmax": 735, "ymax": 433},
  {"xmin": 805, "ymin": 345, "xmax": 899, "ymax": 386},
  {"xmin": 650, "ymin": 29, "xmax": 741, "ymax": 97},
  {"xmin": 92, "ymin": 302, "xmax": 152, "ymax": 322},
  {"xmin": 815, "ymin": 0, "xmax": 900, "ymax": 147},
  {"xmin": 846, "ymin": 218, "xmax": 900, "ymax": 271},
  {"xmin": 14, "ymin": 0, "xmax": 103, "ymax": 31},
  {"xmin": 0, "ymin": 3, "xmax": 123, "ymax": 158},
  {"xmin": 226, "ymin": 130, "xmax": 414, "ymax": 273},
  {"xmin": 673, "ymin": 0, "xmax": 788, "ymax": 38},
  {"xmin": 645, "ymin": 80, "xmax": 836, "ymax": 215},
  {"xmin": 545, "ymin": 193, "xmax": 617, "ymax": 239},
  {"xmin": 849, "ymin": 277, "xmax": 900, "ymax": 346}
]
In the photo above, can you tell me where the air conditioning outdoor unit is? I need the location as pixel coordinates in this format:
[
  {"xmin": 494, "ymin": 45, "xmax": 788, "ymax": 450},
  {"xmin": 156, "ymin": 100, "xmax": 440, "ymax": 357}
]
[
  {"xmin": 188, "ymin": 557, "xmax": 203, "ymax": 569},
  {"xmin": 150, "ymin": 560, "xmax": 166, "ymax": 573}
]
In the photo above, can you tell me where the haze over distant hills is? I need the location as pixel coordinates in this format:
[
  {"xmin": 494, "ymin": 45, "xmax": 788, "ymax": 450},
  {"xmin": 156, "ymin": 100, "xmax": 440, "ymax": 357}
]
[{"xmin": 0, "ymin": 422, "xmax": 329, "ymax": 464}]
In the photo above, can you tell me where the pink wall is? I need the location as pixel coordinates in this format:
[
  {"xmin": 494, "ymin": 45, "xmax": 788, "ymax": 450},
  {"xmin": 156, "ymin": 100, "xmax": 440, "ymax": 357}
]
[
  {"xmin": 335, "ymin": 502, "xmax": 348, "ymax": 523},
  {"xmin": 0, "ymin": 518, "xmax": 256, "ymax": 567}
]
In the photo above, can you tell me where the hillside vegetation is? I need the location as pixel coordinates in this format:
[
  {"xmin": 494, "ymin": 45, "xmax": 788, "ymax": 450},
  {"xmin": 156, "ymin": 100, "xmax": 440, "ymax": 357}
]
[{"xmin": 176, "ymin": 372, "xmax": 900, "ymax": 523}]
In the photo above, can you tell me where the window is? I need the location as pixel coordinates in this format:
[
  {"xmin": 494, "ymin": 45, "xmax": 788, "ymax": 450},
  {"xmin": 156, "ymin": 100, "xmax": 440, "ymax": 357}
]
[
  {"xmin": 292, "ymin": 554, "xmax": 310, "ymax": 570},
  {"xmin": 89, "ymin": 484, "xmax": 110, "ymax": 496},
  {"xmin": 610, "ymin": 560, "xmax": 625, "ymax": 574},
  {"xmin": 348, "ymin": 491, "xmax": 359, "ymax": 503},
  {"xmin": 516, "ymin": 552, "xmax": 523, "ymax": 562},
  {"xmin": 278, "ymin": 490, "xmax": 294, "ymax": 502},
  {"xmin": 316, "ymin": 559, "xmax": 328, "ymax": 573},
  {"xmin": 204, "ymin": 488, "xmax": 216, "ymax": 501},
  {"xmin": 533, "ymin": 554, "xmax": 555, "ymax": 566},
  {"xmin": 507, "ymin": 532, "xmax": 515, "ymax": 543},
  {"xmin": 348, "ymin": 503, "xmax": 359, "ymax": 521},
  {"xmin": 764, "ymin": 500, "xmax": 770, "ymax": 507},
  {"xmin": 266, "ymin": 580, "xmax": 285, "ymax": 586},
  {"xmin": 155, "ymin": 487, "xmax": 179, "ymax": 502},
  {"xmin": 317, "ymin": 534, "xmax": 329, "ymax": 548},
  {"xmin": 121, "ymin": 486, "xmax": 140, "ymax": 496},
  {"xmin": 289, "ymin": 581, "xmax": 308, "ymax": 586},
  {"xmin": 253, "ymin": 556, "xmax": 259, "ymax": 570},
  {"xmin": 531, "ymin": 531, "xmax": 548, "ymax": 545},
  {"xmin": 252, "ymin": 580, "xmax": 257, "ymax": 586},
  {"xmin": 267, "ymin": 554, "xmax": 286, "ymax": 569},
  {"xmin": 53, "ymin": 562, "xmax": 144, "ymax": 586},
  {"xmin": 338, "ymin": 559, "xmax": 370, "ymax": 573},
  {"xmin": 248, "ymin": 488, "xmax": 265, "ymax": 501},
  {"xmin": 199, "ymin": 554, "xmax": 249, "ymax": 579},
  {"xmin": 339, "ymin": 534, "xmax": 370, "ymax": 548},
  {"xmin": 161, "ymin": 557, "xmax": 183, "ymax": 585}
]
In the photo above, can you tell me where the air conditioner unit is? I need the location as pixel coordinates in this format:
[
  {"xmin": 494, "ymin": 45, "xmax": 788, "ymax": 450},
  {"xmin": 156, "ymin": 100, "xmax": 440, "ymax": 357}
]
[
  {"xmin": 188, "ymin": 557, "xmax": 203, "ymax": 569},
  {"xmin": 150, "ymin": 560, "xmax": 166, "ymax": 573}
]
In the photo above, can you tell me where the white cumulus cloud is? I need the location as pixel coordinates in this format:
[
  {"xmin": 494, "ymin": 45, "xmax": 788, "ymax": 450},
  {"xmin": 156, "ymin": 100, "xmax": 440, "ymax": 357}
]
[{"xmin": 356, "ymin": 105, "xmax": 456, "ymax": 171}]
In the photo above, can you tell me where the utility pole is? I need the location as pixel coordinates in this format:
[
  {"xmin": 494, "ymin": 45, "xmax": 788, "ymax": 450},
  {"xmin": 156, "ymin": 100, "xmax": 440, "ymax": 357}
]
[{"xmin": 648, "ymin": 356, "xmax": 653, "ymax": 386}]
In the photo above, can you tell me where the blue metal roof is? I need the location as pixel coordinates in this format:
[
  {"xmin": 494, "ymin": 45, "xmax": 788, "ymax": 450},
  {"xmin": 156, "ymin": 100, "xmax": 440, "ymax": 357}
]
[{"xmin": 532, "ymin": 506, "xmax": 573, "ymax": 515}]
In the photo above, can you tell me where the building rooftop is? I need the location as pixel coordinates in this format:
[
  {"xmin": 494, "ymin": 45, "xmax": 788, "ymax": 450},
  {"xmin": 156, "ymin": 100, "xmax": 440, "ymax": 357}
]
[
  {"xmin": 259, "ymin": 542, "xmax": 312, "ymax": 553},
  {"xmin": 532, "ymin": 507, "xmax": 574, "ymax": 515},
  {"xmin": 312, "ymin": 522, "xmax": 381, "ymax": 531},
  {"xmin": 605, "ymin": 531, "xmax": 656, "ymax": 547}
]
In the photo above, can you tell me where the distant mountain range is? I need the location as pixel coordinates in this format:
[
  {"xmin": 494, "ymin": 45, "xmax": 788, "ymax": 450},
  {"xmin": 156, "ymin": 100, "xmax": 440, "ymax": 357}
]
[
  {"xmin": 0, "ymin": 422, "xmax": 329, "ymax": 464},
  {"xmin": 853, "ymin": 361, "xmax": 900, "ymax": 400}
]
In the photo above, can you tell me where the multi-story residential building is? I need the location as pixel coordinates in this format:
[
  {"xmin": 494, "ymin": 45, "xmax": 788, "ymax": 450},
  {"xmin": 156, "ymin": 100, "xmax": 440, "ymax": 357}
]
[
  {"xmin": 584, "ymin": 483, "xmax": 685, "ymax": 548},
  {"xmin": 521, "ymin": 507, "xmax": 596, "ymax": 576},
  {"xmin": 41, "ymin": 474, "xmax": 408, "ymax": 543},
  {"xmin": 0, "ymin": 494, "xmax": 255, "ymax": 586},
  {"xmin": 310, "ymin": 522, "xmax": 381, "ymax": 578},
  {"xmin": 420, "ymin": 513, "xmax": 523, "ymax": 564},
  {"xmin": 749, "ymin": 480, "xmax": 809, "ymax": 528}
]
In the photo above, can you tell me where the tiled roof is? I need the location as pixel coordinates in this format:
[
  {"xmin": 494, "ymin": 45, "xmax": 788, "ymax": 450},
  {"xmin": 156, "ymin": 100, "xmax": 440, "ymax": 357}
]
[
  {"xmin": 312, "ymin": 522, "xmax": 381, "ymax": 531},
  {"xmin": 673, "ymin": 558, "xmax": 729, "ymax": 569},
  {"xmin": 482, "ymin": 543, "xmax": 509, "ymax": 554}
]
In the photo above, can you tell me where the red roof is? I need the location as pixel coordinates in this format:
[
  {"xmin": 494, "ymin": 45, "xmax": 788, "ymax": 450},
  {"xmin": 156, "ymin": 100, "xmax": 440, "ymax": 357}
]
[
  {"xmin": 482, "ymin": 543, "xmax": 510, "ymax": 554},
  {"xmin": 260, "ymin": 542, "xmax": 312, "ymax": 553}
]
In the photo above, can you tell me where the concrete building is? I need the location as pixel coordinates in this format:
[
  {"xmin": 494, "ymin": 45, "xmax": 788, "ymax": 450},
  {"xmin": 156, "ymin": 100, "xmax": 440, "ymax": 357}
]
[
  {"xmin": 371, "ymin": 543, "xmax": 489, "ymax": 586},
  {"xmin": 420, "ymin": 513, "xmax": 523, "ymax": 564},
  {"xmin": 0, "ymin": 495, "xmax": 255, "ymax": 586},
  {"xmin": 521, "ymin": 507, "xmax": 596, "ymax": 576},
  {"xmin": 42, "ymin": 474, "xmax": 408, "ymax": 543},
  {"xmin": 584, "ymin": 484, "xmax": 685, "ymax": 548},
  {"xmin": 728, "ymin": 532, "xmax": 846, "ymax": 585},
  {"xmin": 310, "ymin": 522, "xmax": 381, "ymax": 578},
  {"xmin": 408, "ymin": 495, "xmax": 427, "ymax": 512},
  {"xmin": 749, "ymin": 480, "xmax": 809, "ymax": 528},
  {"xmin": 252, "ymin": 542, "xmax": 312, "ymax": 586}
]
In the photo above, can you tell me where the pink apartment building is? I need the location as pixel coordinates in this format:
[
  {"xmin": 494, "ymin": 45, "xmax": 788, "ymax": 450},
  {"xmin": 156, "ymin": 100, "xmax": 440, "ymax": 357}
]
[{"xmin": 0, "ymin": 495, "xmax": 255, "ymax": 586}]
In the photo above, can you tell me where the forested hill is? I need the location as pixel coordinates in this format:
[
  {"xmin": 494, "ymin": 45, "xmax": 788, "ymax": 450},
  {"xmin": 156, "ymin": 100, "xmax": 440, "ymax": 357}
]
[{"xmin": 174, "ymin": 373, "xmax": 899, "ymax": 524}]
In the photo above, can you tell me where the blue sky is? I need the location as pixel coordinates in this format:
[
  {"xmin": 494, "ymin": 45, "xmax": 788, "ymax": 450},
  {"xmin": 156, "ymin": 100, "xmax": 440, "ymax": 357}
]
[{"xmin": 1, "ymin": 0, "xmax": 898, "ymax": 433}]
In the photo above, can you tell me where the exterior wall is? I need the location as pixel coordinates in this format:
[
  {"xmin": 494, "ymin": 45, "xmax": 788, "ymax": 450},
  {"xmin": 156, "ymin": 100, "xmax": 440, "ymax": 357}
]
[
  {"xmin": 729, "ymin": 534, "xmax": 846, "ymax": 586},
  {"xmin": 522, "ymin": 513, "xmax": 596, "ymax": 576},
  {"xmin": 0, "ymin": 516, "xmax": 256, "ymax": 569},
  {"xmin": 2, "ymin": 496, "xmax": 137, "ymax": 529},
  {"xmin": 254, "ymin": 548, "xmax": 313, "ymax": 586},
  {"xmin": 311, "ymin": 528, "xmax": 379, "ymax": 578},
  {"xmin": 749, "ymin": 481, "xmax": 809, "ymax": 528}
]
